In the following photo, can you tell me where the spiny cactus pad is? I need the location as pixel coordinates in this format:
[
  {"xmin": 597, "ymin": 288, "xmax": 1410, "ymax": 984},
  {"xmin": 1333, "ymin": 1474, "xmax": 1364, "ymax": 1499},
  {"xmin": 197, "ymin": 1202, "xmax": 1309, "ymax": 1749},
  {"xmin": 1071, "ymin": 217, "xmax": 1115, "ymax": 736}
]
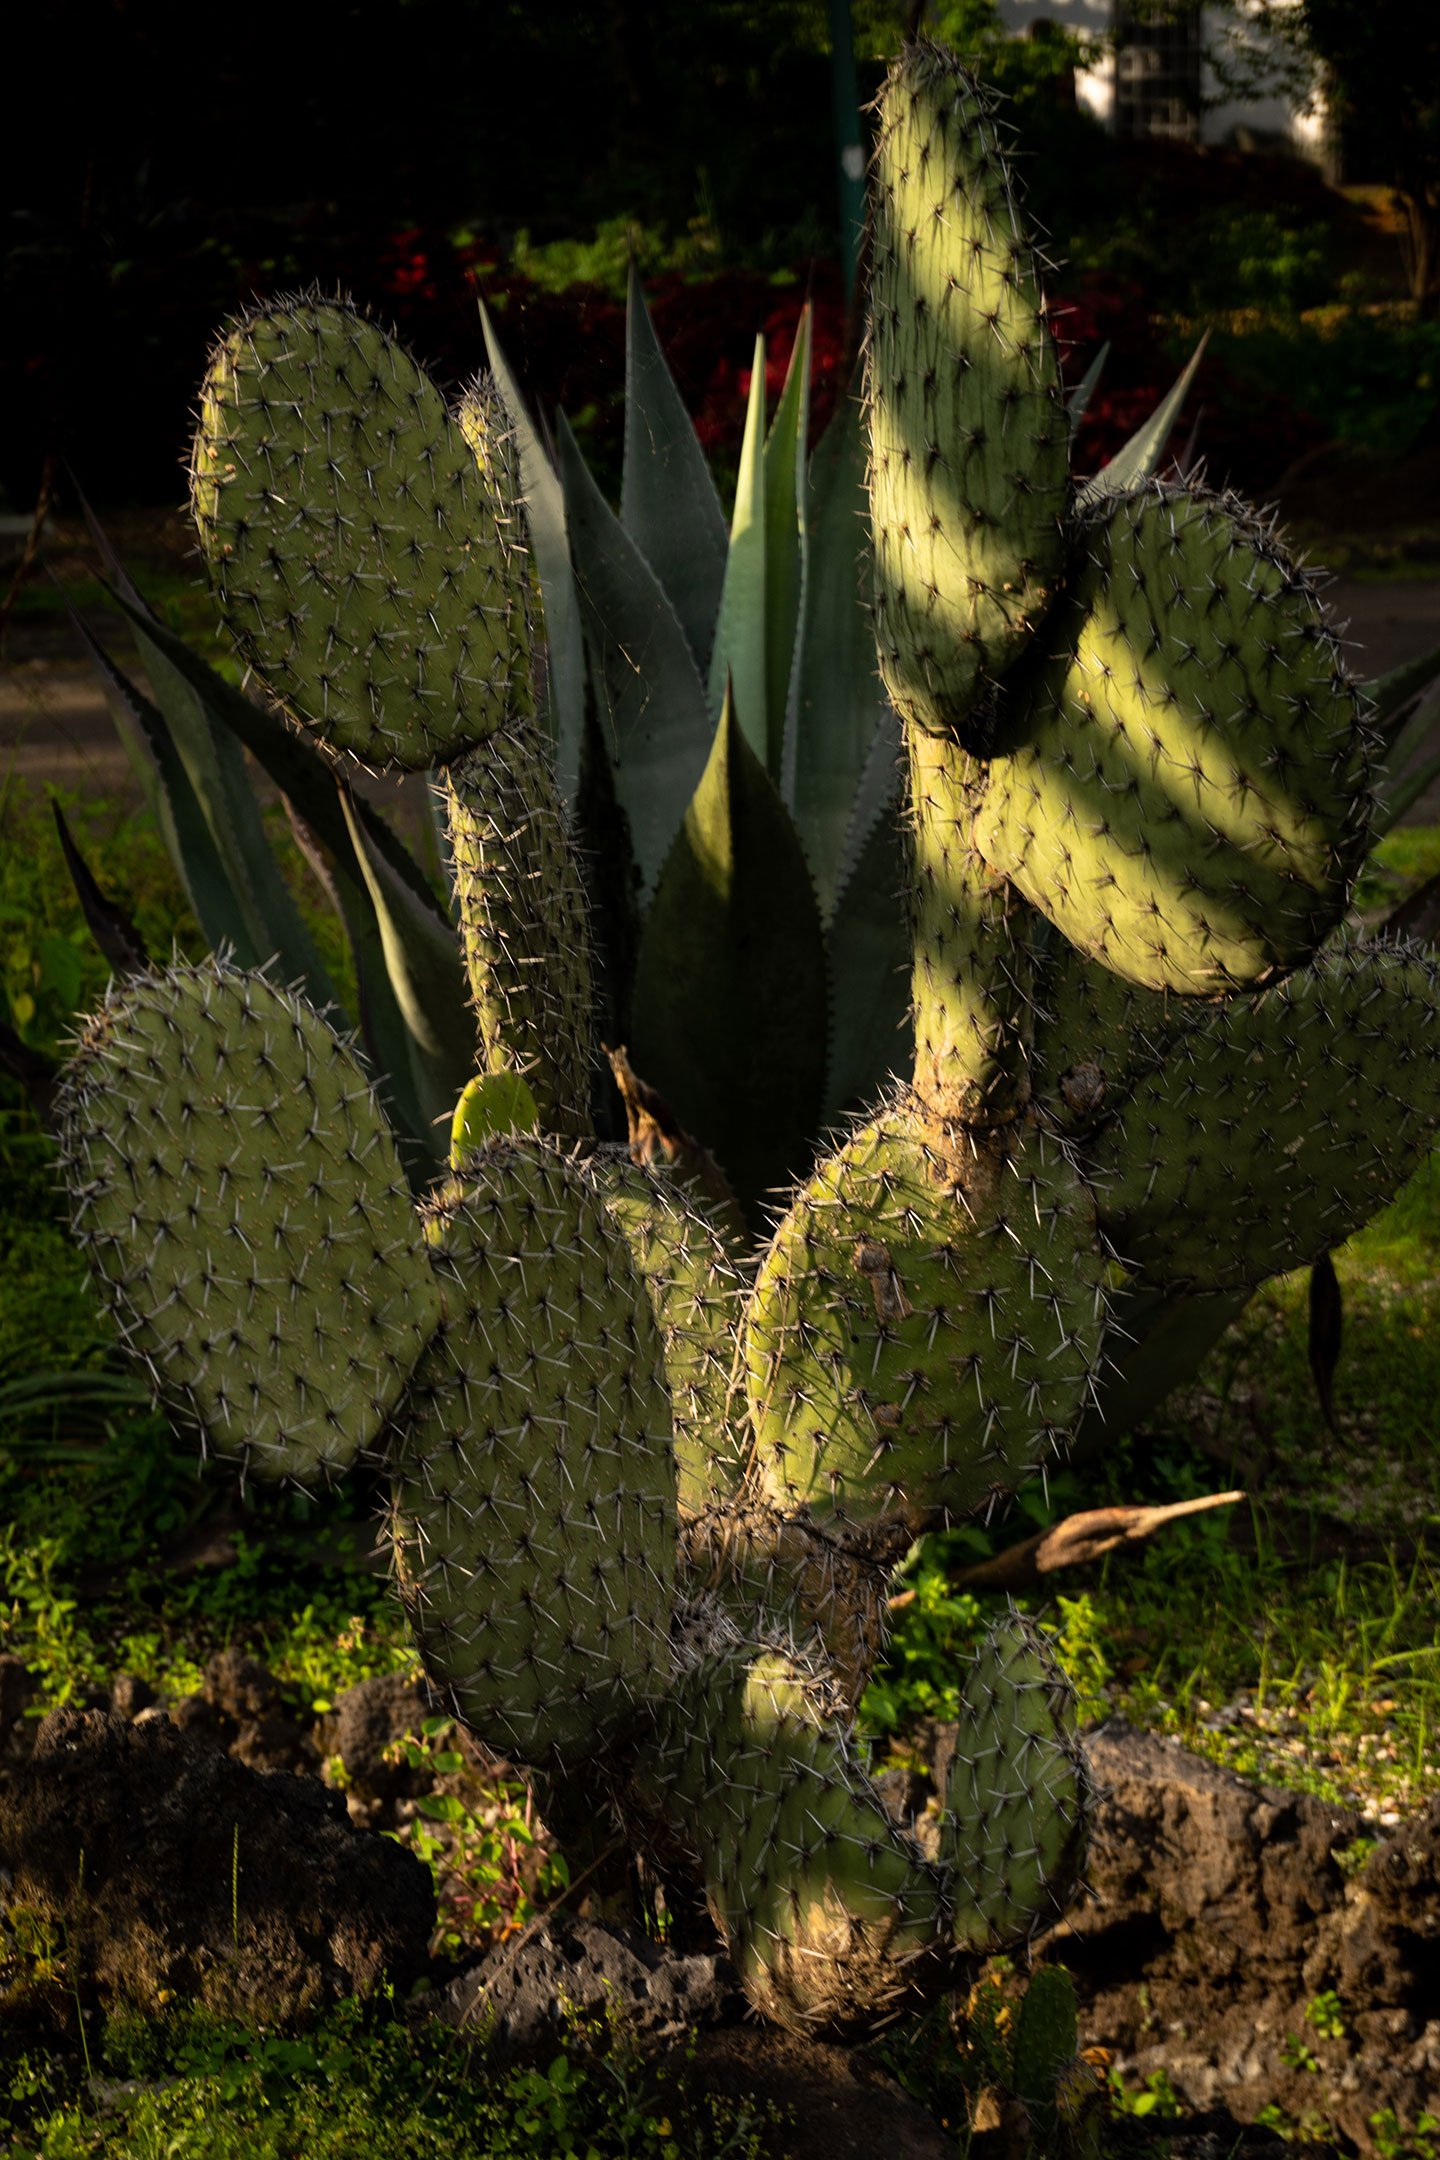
[
  {"xmin": 56, "ymin": 961, "xmax": 440, "ymax": 1481},
  {"xmin": 744, "ymin": 1098, "xmax": 1108, "ymax": 1532},
  {"xmin": 943, "ymin": 1612, "xmax": 1091, "ymax": 1951},
  {"xmin": 1090, "ymin": 939, "xmax": 1440, "ymax": 1290},
  {"xmin": 973, "ymin": 484, "xmax": 1373, "ymax": 993},
  {"xmin": 868, "ymin": 41, "xmax": 1068, "ymax": 740},
  {"xmin": 390, "ymin": 1141, "xmax": 678, "ymax": 1767},
  {"xmin": 191, "ymin": 298, "xmax": 527, "ymax": 770},
  {"xmin": 1031, "ymin": 921, "xmax": 1181, "ymax": 1133},
  {"xmin": 631, "ymin": 1638, "xmax": 948, "ymax": 2033},
  {"xmin": 445, "ymin": 728, "xmax": 594, "ymax": 1139},
  {"xmin": 584, "ymin": 1150, "xmax": 746, "ymax": 1515}
]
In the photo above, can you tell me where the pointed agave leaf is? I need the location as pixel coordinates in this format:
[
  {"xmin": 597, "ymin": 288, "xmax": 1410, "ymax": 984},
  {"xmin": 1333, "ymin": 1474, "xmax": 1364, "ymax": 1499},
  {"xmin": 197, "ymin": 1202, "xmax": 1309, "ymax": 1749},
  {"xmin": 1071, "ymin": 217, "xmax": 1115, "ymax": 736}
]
[
  {"xmin": 788, "ymin": 377, "xmax": 890, "ymax": 917},
  {"xmin": 1373, "ymin": 680, "xmax": 1440, "ymax": 834},
  {"xmin": 556, "ymin": 413, "xmax": 712, "ymax": 895},
  {"xmin": 50, "ymin": 801, "xmax": 149, "ymax": 978},
  {"xmin": 85, "ymin": 593, "xmax": 337, "ymax": 1006},
  {"xmin": 706, "ymin": 337, "xmax": 769, "ymax": 769},
  {"xmin": 479, "ymin": 298, "xmax": 586, "ymax": 806},
  {"xmin": 100, "ymin": 586, "xmax": 442, "ymax": 923},
  {"xmin": 339, "ymin": 791, "xmax": 475, "ymax": 1140},
  {"xmin": 1077, "ymin": 335, "xmax": 1209, "ymax": 509},
  {"xmin": 62, "ymin": 597, "xmax": 254, "ymax": 961},
  {"xmin": 762, "ymin": 306, "xmax": 811, "ymax": 780},
  {"xmin": 1365, "ymin": 638, "xmax": 1440, "ymax": 739},
  {"xmin": 824, "ymin": 801, "xmax": 911, "ymax": 1123},
  {"xmin": 629, "ymin": 686, "xmax": 828, "ymax": 1223},
  {"xmin": 1066, "ymin": 340, "xmax": 1109, "ymax": 438},
  {"xmin": 620, "ymin": 261, "xmax": 729, "ymax": 674}
]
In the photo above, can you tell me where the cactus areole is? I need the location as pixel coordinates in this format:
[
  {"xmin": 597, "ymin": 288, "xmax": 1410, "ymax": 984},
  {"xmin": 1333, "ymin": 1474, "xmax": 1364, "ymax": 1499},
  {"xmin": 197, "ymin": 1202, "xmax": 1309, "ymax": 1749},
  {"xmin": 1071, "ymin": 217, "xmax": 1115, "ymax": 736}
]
[{"xmin": 56, "ymin": 42, "xmax": 1439, "ymax": 2041}]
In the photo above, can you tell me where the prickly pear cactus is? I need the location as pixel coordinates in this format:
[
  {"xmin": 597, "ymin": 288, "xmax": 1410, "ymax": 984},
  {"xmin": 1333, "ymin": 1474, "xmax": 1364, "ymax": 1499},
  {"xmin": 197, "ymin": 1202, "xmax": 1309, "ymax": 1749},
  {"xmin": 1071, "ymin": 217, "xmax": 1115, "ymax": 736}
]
[{"xmin": 50, "ymin": 31, "xmax": 1440, "ymax": 2049}]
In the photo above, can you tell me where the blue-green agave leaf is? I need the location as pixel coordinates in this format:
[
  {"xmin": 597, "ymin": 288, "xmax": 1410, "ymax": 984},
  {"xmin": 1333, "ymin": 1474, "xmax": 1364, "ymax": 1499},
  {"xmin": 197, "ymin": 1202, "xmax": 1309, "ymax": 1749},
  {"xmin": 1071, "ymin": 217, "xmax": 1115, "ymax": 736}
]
[
  {"xmin": 762, "ymin": 307, "xmax": 811, "ymax": 782},
  {"xmin": 1077, "ymin": 335, "xmax": 1208, "ymax": 509},
  {"xmin": 556, "ymin": 411, "xmax": 712, "ymax": 895},
  {"xmin": 824, "ymin": 798, "xmax": 911, "ymax": 1124},
  {"xmin": 620, "ymin": 261, "xmax": 729, "ymax": 675},
  {"xmin": 479, "ymin": 299, "xmax": 586, "ymax": 808},
  {"xmin": 706, "ymin": 337, "xmax": 770, "ymax": 770},
  {"xmin": 1365, "ymin": 639, "xmax": 1440, "ymax": 742},
  {"xmin": 1066, "ymin": 341, "xmax": 1109, "ymax": 439}
]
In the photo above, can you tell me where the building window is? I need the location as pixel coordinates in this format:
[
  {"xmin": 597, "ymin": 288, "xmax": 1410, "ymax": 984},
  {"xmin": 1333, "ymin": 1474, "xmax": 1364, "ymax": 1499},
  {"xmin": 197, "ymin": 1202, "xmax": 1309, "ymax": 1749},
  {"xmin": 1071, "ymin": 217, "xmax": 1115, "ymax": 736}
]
[{"xmin": 1114, "ymin": 1, "xmax": 1202, "ymax": 142}]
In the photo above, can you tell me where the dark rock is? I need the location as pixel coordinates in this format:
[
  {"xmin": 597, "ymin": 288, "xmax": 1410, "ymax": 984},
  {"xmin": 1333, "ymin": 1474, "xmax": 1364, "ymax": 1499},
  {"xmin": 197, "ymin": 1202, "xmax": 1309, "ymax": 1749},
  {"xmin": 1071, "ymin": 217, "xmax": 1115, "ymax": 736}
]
[
  {"xmin": 1044, "ymin": 1721, "xmax": 1440, "ymax": 2152},
  {"xmin": 198, "ymin": 1649, "xmax": 314, "ymax": 1774},
  {"xmin": 109, "ymin": 1672, "xmax": 156, "ymax": 1721},
  {"xmin": 671, "ymin": 2027, "xmax": 956, "ymax": 2160},
  {"xmin": 316, "ymin": 1672, "xmax": 433, "ymax": 1811},
  {"xmin": 432, "ymin": 1912, "xmax": 740, "ymax": 2056},
  {"xmin": 0, "ymin": 1708, "xmax": 434, "ymax": 2026}
]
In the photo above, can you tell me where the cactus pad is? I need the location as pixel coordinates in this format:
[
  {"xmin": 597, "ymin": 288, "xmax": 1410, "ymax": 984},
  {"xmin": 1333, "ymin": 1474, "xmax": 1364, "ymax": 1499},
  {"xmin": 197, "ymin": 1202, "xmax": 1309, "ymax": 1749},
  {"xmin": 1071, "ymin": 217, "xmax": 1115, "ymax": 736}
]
[
  {"xmin": 445, "ymin": 727, "xmax": 594, "ymax": 1139},
  {"xmin": 56, "ymin": 961, "xmax": 439, "ymax": 1482},
  {"xmin": 191, "ymin": 299, "xmax": 527, "ymax": 770},
  {"xmin": 868, "ymin": 41, "xmax": 1068, "ymax": 740},
  {"xmin": 629, "ymin": 1638, "xmax": 948, "ymax": 2032},
  {"xmin": 744, "ymin": 1097, "xmax": 1108, "ymax": 1532},
  {"xmin": 1090, "ymin": 939, "xmax": 1440, "ymax": 1290},
  {"xmin": 389, "ymin": 1141, "xmax": 679, "ymax": 1767},
  {"xmin": 974, "ymin": 485, "xmax": 1374, "ymax": 993},
  {"xmin": 943, "ymin": 1612, "xmax": 1091, "ymax": 1950}
]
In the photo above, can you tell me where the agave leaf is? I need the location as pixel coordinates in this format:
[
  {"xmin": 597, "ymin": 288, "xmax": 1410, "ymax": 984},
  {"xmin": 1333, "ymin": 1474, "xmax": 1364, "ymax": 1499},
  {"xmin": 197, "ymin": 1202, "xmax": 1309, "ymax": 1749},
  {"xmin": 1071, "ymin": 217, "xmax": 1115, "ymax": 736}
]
[
  {"xmin": 479, "ymin": 299, "xmax": 586, "ymax": 807},
  {"xmin": 62, "ymin": 598, "xmax": 254, "ymax": 963},
  {"xmin": 1069, "ymin": 1280, "xmax": 1251, "ymax": 1457},
  {"xmin": 620, "ymin": 261, "xmax": 729, "ymax": 675},
  {"xmin": 340, "ymin": 791, "xmax": 475, "ymax": 1142},
  {"xmin": 824, "ymin": 800, "xmax": 911, "ymax": 1124},
  {"xmin": 706, "ymin": 337, "xmax": 770, "ymax": 771},
  {"xmin": 763, "ymin": 306, "xmax": 811, "ymax": 781},
  {"xmin": 1066, "ymin": 341, "xmax": 1109, "ymax": 439},
  {"xmin": 50, "ymin": 801, "xmax": 149, "ymax": 979},
  {"xmin": 556, "ymin": 412, "xmax": 712, "ymax": 896},
  {"xmin": 100, "ymin": 587, "xmax": 442, "ymax": 923},
  {"xmin": 629, "ymin": 684, "xmax": 828, "ymax": 1223},
  {"xmin": 1365, "ymin": 638, "xmax": 1440, "ymax": 740},
  {"xmin": 1373, "ymin": 681, "xmax": 1440, "ymax": 833},
  {"xmin": 788, "ymin": 376, "xmax": 890, "ymax": 917},
  {"xmin": 1077, "ymin": 334, "xmax": 1209, "ymax": 509}
]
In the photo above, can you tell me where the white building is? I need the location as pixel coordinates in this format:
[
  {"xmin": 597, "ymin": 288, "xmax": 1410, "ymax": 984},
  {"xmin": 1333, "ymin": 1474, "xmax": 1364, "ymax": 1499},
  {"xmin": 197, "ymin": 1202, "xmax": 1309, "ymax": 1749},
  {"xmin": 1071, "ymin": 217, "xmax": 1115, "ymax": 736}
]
[{"xmin": 994, "ymin": 1, "xmax": 1329, "ymax": 162}]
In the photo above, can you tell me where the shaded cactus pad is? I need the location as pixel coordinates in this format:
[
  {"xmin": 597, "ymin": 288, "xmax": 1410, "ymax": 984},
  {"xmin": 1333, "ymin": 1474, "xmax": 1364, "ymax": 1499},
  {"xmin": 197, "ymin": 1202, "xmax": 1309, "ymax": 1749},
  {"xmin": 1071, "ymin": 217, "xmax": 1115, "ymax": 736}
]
[
  {"xmin": 868, "ymin": 40, "xmax": 1068, "ymax": 740},
  {"xmin": 974, "ymin": 485, "xmax": 1374, "ymax": 993},
  {"xmin": 191, "ymin": 298, "xmax": 528, "ymax": 770},
  {"xmin": 390, "ymin": 1141, "xmax": 679, "ymax": 1768},
  {"xmin": 1091, "ymin": 939, "xmax": 1440, "ymax": 1290},
  {"xmin": 744, "ymin": 1099, "xmax": 1108, "ymax": 1531},
  {"xmin": 55, "ymin": 961, "xmax": 440, "ymax": 1482}
]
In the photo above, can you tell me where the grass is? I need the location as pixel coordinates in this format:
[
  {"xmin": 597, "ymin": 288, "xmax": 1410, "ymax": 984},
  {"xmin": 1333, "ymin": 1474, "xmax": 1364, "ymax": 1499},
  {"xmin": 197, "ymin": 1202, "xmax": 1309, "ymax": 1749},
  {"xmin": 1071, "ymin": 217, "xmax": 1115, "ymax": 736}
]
[{"xmin": 2, "ymin": 777, "xmax": 1440, "ymax": 2147}]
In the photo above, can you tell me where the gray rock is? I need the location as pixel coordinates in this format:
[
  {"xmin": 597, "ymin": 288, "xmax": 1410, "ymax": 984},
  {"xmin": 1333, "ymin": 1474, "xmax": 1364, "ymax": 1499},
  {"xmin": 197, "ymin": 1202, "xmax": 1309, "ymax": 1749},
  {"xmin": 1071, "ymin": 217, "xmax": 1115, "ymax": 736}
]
[
  {"xmin": 316, "ymin": 1672, "xmax": 434, "ymax": 1808},
  {"xmin": 432, "ymin": 1912, "xmax": 739, "ymax": 2055}
]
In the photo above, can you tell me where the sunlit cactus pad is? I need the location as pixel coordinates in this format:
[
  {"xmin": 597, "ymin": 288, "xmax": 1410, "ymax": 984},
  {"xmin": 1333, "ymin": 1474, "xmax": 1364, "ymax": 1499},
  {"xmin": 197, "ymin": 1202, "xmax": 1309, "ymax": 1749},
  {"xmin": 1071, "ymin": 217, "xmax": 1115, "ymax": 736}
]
[
  {"xmin": 632, "ymin": 1639, "xmax": 948, "ymax": 2033},
  {"xmin": 1091, "ymin": 939, "xmax": 1440, "ymax": 1290},
  {"xmin": 191, "ymin": 298, "xmax": 526, "ymax": 770},
  {"xmin": 390, "ymin": 1141, "xmax": 678, "ymax": 1767},
  {"xmin": 868, "ymin": 39, "xmax": 1068, "ymax": 739},
  {"xmin": 744, "ymin": 1099, "xmax": 1108, "ymax": 1531},
  {"xmin": 943, "ymin": 1611, "xmax": 1091, "ymax": 1951},
  {"xmin": 974, "ymin": 485, "xmax": 1374, "ymax": 992},
  {"xmin": 55, "ymin": 961, "xmax": 440, "ymax": 1482}
]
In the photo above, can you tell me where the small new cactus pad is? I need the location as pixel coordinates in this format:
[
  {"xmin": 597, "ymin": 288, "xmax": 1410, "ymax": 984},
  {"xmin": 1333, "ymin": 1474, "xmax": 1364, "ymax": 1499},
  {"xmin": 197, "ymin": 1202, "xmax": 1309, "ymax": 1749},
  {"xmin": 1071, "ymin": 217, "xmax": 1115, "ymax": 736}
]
[
  {"xmin": 868, "ymin": 41, "xmax": 1068, "ymax": 740},
  {"xmin": 390, "ymin": 1140, "xmax": 678, "ymax": 1767},
  {"xmin": 973, "ymin": 484, "xmax": 1374, "ymax": 993},
  {"xmin": 1090, "ymin": 939, "xmax": 1440, "ymax": 1290},
  {"xmin": 943, "ymin": 1612, "xmax": 1090, "ymax": 1950},
  {"xmin": 444, "ymin": 726, "xmax": 594, "ymax": 1139},
  {"xmin": 744, "ymin": 1097, "xmax": 1108, "ymax": 1532},
  {"xmin": 191, "ymin": 299, "xmax": 528, "ymax": 769},
  {"xmin": 56, "ymin": 961, "xmax": 440, "ymax": 1481},
  {"xmin": 628, "ymin": 1638, "xmax": 948, "ymax": 2033},
  {"xmin": 584, "ymin": 1150, "xmax": 747, "ymax": 1515}
]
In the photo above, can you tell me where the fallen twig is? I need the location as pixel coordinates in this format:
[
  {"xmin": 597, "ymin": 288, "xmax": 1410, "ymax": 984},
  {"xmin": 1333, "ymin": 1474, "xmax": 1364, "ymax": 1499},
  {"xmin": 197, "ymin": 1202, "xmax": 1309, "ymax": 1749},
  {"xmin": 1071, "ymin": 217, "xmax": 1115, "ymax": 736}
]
[{"xmin": 888, "ymin": 1489, "xmax": 1246, "ymax": 1604}]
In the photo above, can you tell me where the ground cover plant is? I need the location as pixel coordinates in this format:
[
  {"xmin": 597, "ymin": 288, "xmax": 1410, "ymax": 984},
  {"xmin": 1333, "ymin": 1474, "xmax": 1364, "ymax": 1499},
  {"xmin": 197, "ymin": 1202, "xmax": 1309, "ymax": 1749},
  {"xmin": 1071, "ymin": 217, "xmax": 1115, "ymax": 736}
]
[{"xmin": 5, "ymin": 32, "xmax": 1440, "ymax": 2156}]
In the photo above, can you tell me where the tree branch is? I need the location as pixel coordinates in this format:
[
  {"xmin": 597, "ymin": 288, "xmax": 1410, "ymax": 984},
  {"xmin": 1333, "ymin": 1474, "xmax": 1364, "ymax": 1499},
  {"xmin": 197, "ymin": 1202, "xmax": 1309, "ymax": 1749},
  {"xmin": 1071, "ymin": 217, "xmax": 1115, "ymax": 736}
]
[{"xmin": 889, "ymin": 1490, "xmax": 1246, "ymax": 1603}]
